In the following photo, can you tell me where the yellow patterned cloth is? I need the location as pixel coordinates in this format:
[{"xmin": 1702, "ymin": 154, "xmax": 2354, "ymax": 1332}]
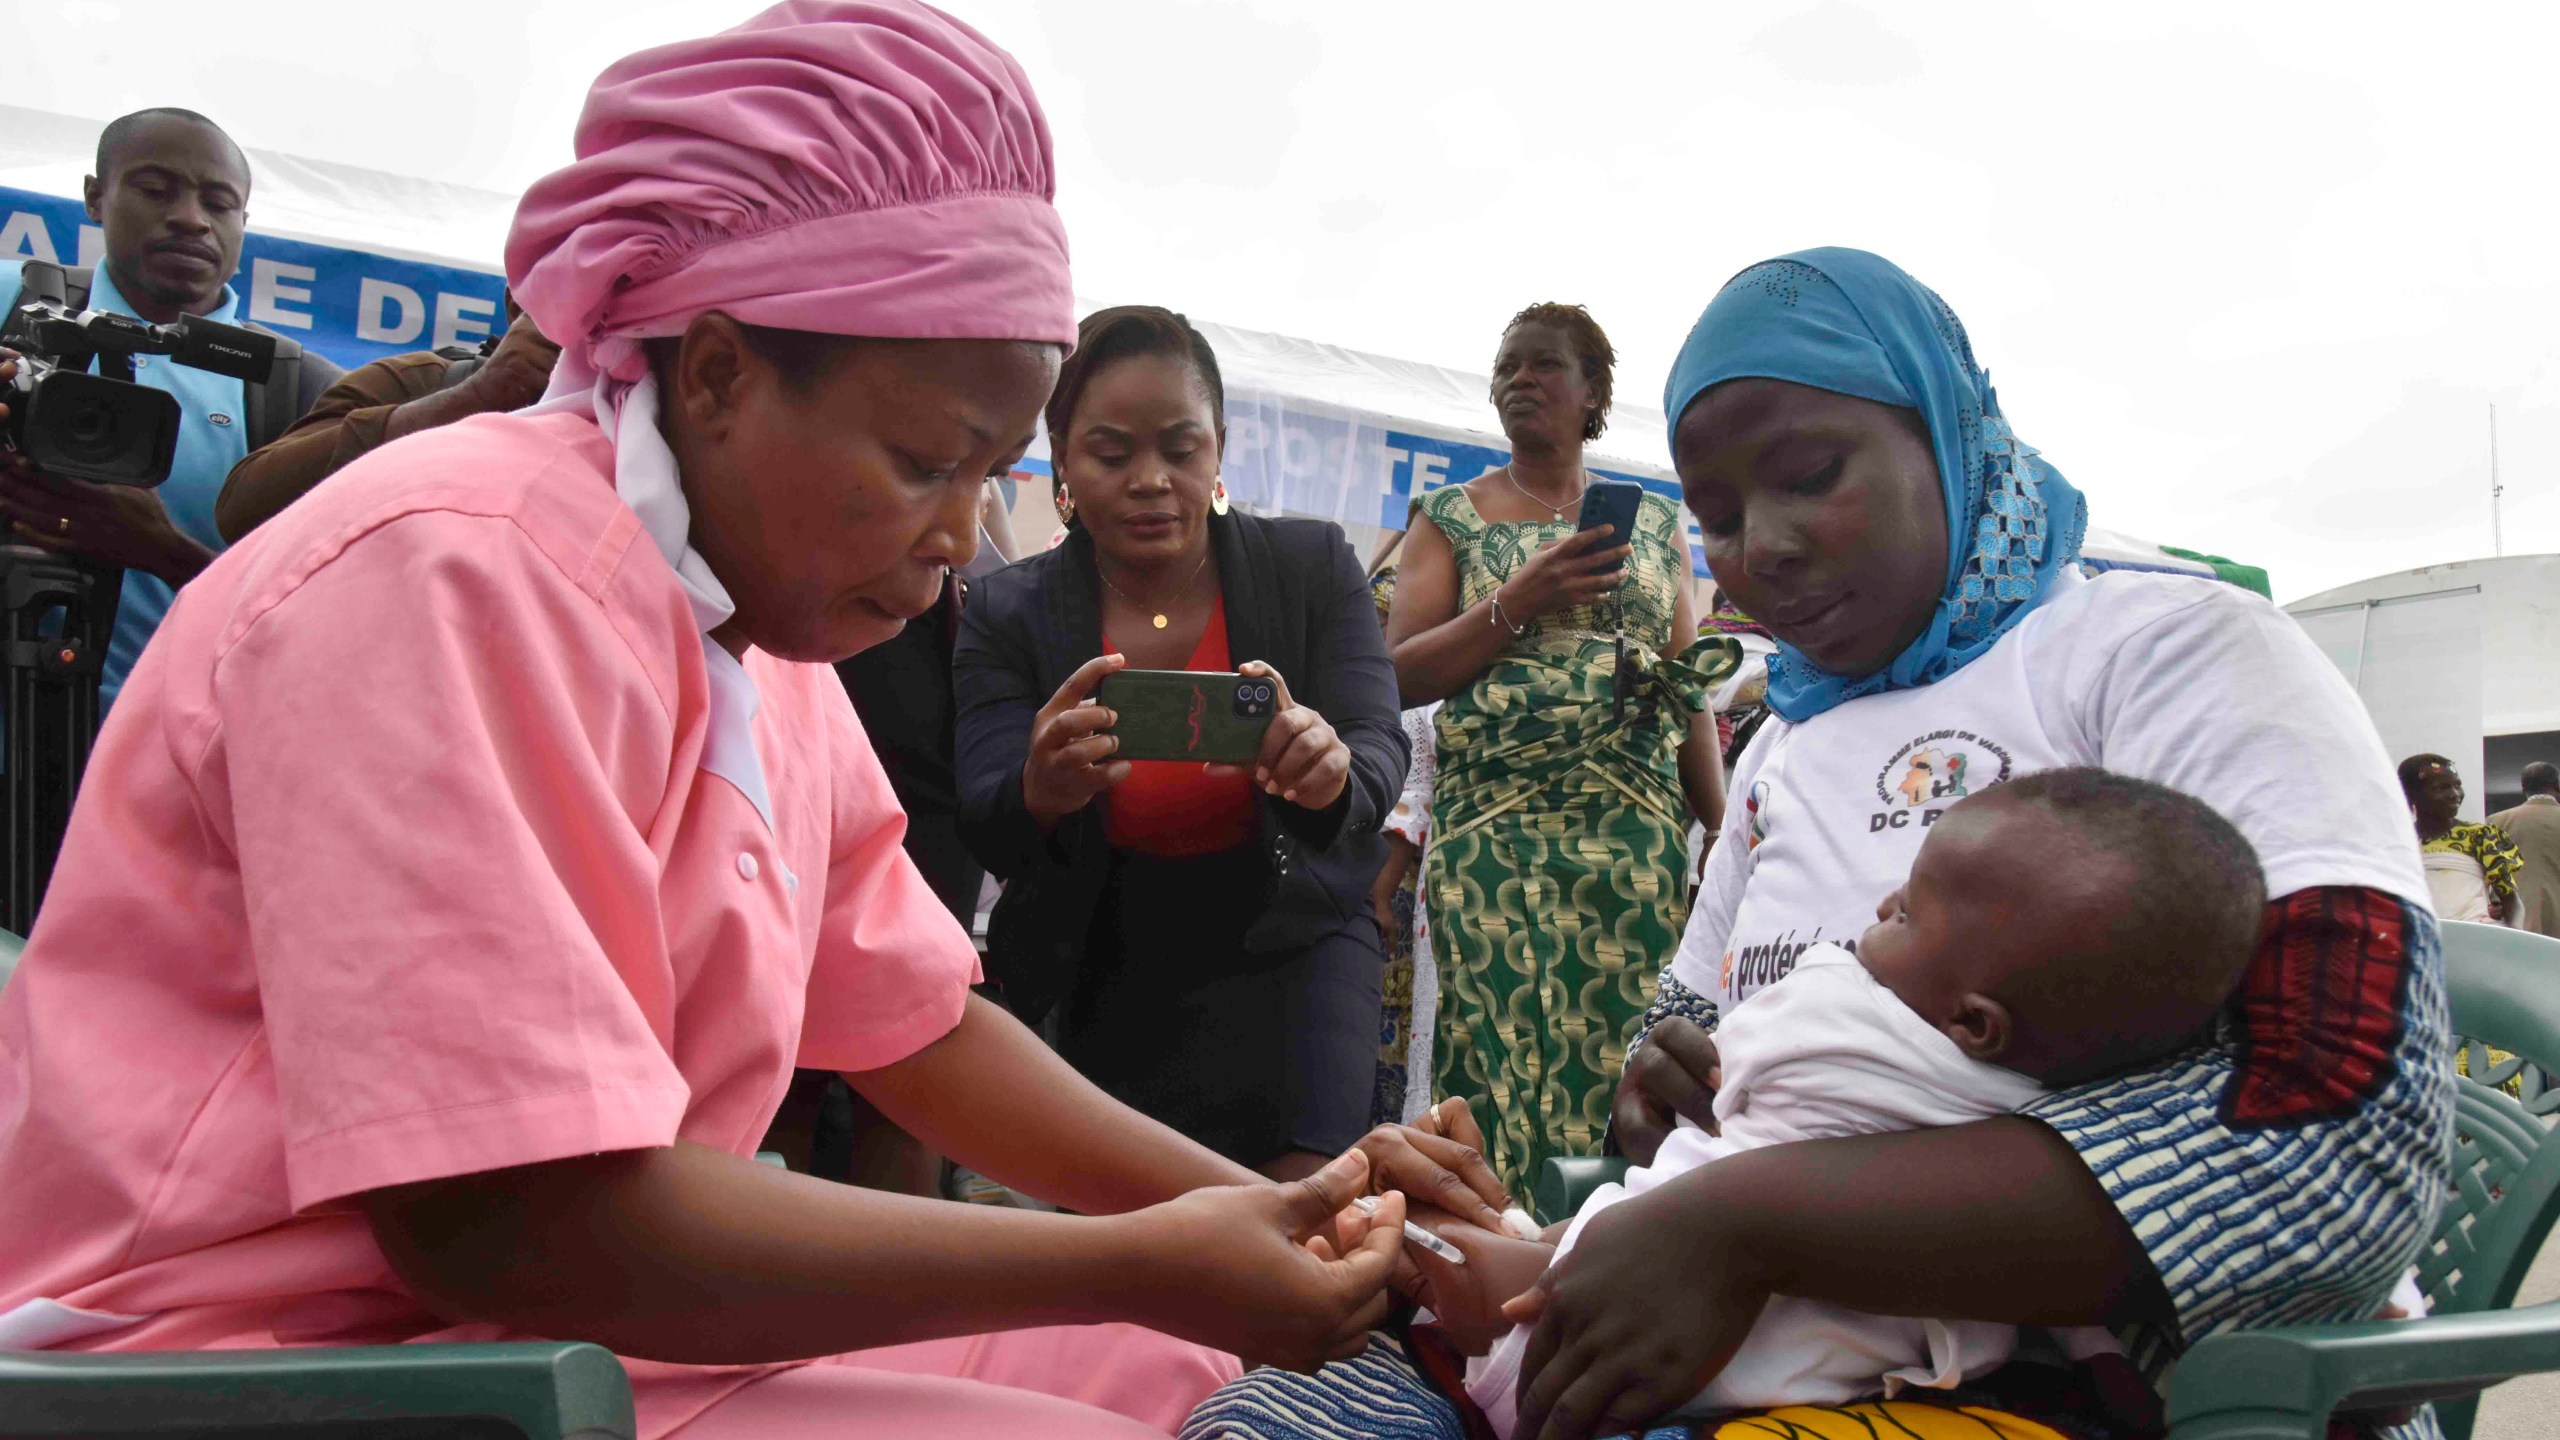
[
  {"xmin": 1702, "ymin": 1400, "xmax": 2076, "ymax": 1440},
  {"xmin": 2422, "ymin": 823, "xmax": 2523, "ymax": 902},
  {"xmin": 1418, "ymin": 484, "xmax": 1734, "ymax": 1195}
]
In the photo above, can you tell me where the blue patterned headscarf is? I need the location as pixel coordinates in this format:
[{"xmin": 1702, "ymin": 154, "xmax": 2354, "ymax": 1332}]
[{"xmin": 1662, "ymin": 248, "xmax": 2087, "ymax": 723}]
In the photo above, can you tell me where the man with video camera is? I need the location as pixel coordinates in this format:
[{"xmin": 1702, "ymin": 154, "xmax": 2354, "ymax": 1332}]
[
  {"xmin": 0, "ymin": 107, "xmax": 340, "ymax": 704},
  {"xmin": 0, "ymin": 107, "xmax": 338, "ymax": 927}
]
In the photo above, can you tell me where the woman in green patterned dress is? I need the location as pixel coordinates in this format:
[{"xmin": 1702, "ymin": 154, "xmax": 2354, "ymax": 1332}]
[{"xmin": 1383, "ymin": 302, "xmax": 1731, "ymax": 1197}]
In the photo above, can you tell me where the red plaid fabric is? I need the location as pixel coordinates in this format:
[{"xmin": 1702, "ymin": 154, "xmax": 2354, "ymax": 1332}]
[{"xmin": 2225, "ymin": 887, "xmax": 2411, "ymax": 1128}]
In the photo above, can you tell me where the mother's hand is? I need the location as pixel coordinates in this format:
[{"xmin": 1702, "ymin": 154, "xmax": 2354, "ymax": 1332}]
[
  {"xmin": 1213, "ymin": 660, "xmax": 1351, "ymax": 811},
  {"xmin": 1609, "ymin": 1018, "xmax": 1722, "ymax": 1166},
  {"xmin": 1509, "ymin": 1181, "xmax": 1765, "ymax": 1440},
  {"xmin": 1348, "ymin": 1095, "xmax": 1514, "ymax": 1234}
]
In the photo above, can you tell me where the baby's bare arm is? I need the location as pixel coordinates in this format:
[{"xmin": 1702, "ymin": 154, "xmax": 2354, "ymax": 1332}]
[
  {"xmin": 1406, "ymin": 1208, "xmax": 1558, "ymax": 1354},
  {"xmin": 1466, "ymin": 1229, "xmax": 1560, "ymax": 1306}
]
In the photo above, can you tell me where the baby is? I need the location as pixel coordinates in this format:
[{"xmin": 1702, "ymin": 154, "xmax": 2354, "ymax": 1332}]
[{"xmin": 1415, "ymin": 767, "xmax": 2270, "ymax": 1433}]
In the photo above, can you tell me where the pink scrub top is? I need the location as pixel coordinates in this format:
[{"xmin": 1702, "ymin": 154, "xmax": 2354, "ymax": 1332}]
[{"xmin": 0, "ymin": 407, "xmax": 982, "ymax": 1433}]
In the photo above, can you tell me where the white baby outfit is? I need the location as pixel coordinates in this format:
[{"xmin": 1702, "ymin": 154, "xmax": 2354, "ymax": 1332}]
[{"xmin": 1466, "ymin": 942, "xmax": 2108, "ymax": 1432}]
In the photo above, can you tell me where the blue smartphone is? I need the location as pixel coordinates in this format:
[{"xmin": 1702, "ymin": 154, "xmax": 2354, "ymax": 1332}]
[{"xmin": 1575, "ymin": 479, "xmax": 1646, "ymax": 550}]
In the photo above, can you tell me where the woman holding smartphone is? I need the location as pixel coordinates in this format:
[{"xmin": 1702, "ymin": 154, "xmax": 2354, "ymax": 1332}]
[
  {"xmin": 955, "ymin": 306, "xmax": 1409, "ymax": 1181},
  {"xmin": 1384, "ymin": 303, "xmax": 1729, "ymax": 1198}
]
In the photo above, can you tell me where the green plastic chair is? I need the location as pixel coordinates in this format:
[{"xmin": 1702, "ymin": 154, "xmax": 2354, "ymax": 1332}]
[
  {"xmin": 2169, "ymin": 920, "xmax": 2560, "ymax": 1440},
  {"xmin": 0, "ymin": 1341, "xmax": 636, "ymax": 1438},
  {"xmin": 1535, "ymin": 919, "xmax": 2560, "ymax": 1440}
]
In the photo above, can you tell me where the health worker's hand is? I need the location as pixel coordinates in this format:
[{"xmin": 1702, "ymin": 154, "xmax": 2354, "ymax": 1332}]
[
  {"xmin": 1131, "ymin": 1148, "xmax": 1405, "ymax": 1373},
  {"xmin": 1350, "ymin": 1096, "xmax": 1514, "ymax": 1239}
]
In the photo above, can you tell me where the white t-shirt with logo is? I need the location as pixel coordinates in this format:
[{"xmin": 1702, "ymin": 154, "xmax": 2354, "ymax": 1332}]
[{"xmin": 1673, "ymin": 568, "xmax": 2429, "ymax": 1010}]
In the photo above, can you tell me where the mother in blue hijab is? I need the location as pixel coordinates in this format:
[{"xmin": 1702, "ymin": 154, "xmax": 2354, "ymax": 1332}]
[{"xmin": 1185, "ymin": 250, "xmax": 2448, "ymax": 1440}]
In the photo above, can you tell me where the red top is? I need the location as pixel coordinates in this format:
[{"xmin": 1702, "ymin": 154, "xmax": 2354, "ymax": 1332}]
[{"xmin": 1104, "ymin": 597, "xmax": 1260, "ymax": 858}]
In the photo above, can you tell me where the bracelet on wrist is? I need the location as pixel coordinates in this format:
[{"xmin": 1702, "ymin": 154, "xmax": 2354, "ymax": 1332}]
[{"xmin": 1488, "ymin": 594, "xmax": 1527, "ymax": 637}]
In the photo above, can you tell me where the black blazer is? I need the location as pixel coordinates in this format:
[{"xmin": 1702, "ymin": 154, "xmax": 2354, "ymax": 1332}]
[
  {"xmin": 836, "ymin": 575, "xmax": 981, "ymax": 924},
  {"xmin": 954, "ymin": 511, "xmax": 1408, "ymax": 1024}
]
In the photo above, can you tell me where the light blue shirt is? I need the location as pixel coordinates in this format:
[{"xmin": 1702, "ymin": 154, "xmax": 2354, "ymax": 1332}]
[{"xmin": 0, "ymin": 266, "xmax": 248, "ymax": 700}]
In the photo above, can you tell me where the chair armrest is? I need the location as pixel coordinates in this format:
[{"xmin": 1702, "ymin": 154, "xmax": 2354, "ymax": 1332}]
[
  {"xmin": 1534, "ymin": 1157, "xmax": 1631, "ymax": 1226},
  {"xmin": 2166, "ymin": 1300, "xmax": 2560, "ymax": 1440},
  {"xmin": 0, "ymin": 1340, "xmax": 635, "ymax": 1439}
]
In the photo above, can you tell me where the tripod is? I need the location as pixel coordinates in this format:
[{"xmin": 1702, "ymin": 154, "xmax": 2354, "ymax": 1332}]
[{"xmin": 1, "ymin": 544, "xmax": 119, "ymax": 936}]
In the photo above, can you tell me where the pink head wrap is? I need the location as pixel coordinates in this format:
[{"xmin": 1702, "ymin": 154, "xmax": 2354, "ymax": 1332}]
[{"xmin": 508, "ymin": 0, "xmax": 1074, "ymax": 394}]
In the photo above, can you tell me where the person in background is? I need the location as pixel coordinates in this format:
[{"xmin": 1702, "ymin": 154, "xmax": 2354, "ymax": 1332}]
[
  {"xmin": 1698, "ymin": 586, "xmax": 1774, "ymax": 766},
  {"xmin": 2405, "ymin": 753, "xmax": 2523, "ymax": 925},
  {"xmin": 2490, "ymin": 761, "xmax": 2560, "ymax": 937},
  {"xmin": 1375, "ymin": 698, "xmax": 1440, "ymax": 1127},
  {"xmin": 214, "ymin": 297, "xmax": 560, "ymax": 540},
  {"xmin": 0, "ymin": 107, "xmax": 340, "ymax": 702},
  {"xmin": 1365, "ymin": 563, "xmax": 1438, "ymax": 1127},
  {"xmin": 1383, "ymin": 301, "xmax": 1728, "ymax": 1198},
  {"xmin": 956, "ymin": 305, "xmax": 1406, "ymax": 1182}
]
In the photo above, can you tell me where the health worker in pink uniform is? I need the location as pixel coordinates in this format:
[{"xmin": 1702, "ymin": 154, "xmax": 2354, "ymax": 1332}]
[{"xmin": 0, "ymin": 5, "xmax": 1506, "ymax": 1435}]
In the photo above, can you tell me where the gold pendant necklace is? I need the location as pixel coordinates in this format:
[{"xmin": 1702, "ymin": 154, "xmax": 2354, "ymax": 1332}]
[{"xmin": 1098, "ymin": 549, "xmax": 1211, "ymax": 629}]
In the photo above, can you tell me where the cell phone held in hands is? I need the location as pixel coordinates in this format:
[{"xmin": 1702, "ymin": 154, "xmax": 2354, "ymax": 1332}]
[
  {"xmin": 1574, "ymin": 478, "xmax": 1647, "ymax": 550},
  {"xmin": 1094, "ymin": 670, "xmax": 1277, "ymax": 764}
]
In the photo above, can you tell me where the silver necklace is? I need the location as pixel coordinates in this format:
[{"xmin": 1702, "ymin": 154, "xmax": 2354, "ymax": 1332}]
[{"xmin": 1503, "ymin": 463, "xmax": 1587, "ymax": 523}]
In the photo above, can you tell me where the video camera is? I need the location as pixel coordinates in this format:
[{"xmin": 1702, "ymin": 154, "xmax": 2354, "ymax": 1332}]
[{"xmin": 1, "ymin": 262, "xmax": 278, "ymax": 488}]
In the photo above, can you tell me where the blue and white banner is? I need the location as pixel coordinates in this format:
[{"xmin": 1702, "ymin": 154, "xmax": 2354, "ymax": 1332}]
[{"xmin": 1, "ymin": 185, "xmax": 506, "ymax": 371}]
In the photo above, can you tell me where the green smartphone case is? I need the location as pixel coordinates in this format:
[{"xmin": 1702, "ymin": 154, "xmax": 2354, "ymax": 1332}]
[{"xmin": 1095, "ymin": 669, "xmax": 1275, "ymax": 764}]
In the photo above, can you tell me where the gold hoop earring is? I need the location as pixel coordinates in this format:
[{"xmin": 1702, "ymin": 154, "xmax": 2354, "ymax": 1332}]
[
  {"xmin": 1053, "ymin": 484, "xmax": 1076, "ymax": 526},
  {"xmin": 1211, "ymin": 477, "xmax": 1231, "ymax": 516}
]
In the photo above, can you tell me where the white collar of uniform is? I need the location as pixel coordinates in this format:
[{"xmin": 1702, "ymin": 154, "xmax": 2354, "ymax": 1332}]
[{"xmin": 527, "ymin": 372, "xmax": 775, "ymax": 833}]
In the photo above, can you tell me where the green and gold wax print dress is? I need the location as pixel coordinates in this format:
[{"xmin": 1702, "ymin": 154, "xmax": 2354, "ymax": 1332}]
[{"xmin": 1418, "ymin": 484, "xmax": 1733, "ymax": 1195}]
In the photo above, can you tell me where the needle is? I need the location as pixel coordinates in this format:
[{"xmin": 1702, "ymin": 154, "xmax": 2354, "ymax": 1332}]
[{"xmin": 1349, "ymin": 1195, "xmax": 1469, "ymax": 1266}]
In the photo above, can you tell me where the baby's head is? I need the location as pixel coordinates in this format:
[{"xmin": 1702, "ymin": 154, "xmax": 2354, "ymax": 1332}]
[{"xmin": 1856, "ymin": 768, "xmax": 2265, "ymax": 1087}]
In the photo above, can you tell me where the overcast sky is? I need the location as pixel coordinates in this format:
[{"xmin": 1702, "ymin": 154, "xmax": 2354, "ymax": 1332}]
[{"xmin": 12, "ymin": 0, "xmax": 2554, "ymax": 601}]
